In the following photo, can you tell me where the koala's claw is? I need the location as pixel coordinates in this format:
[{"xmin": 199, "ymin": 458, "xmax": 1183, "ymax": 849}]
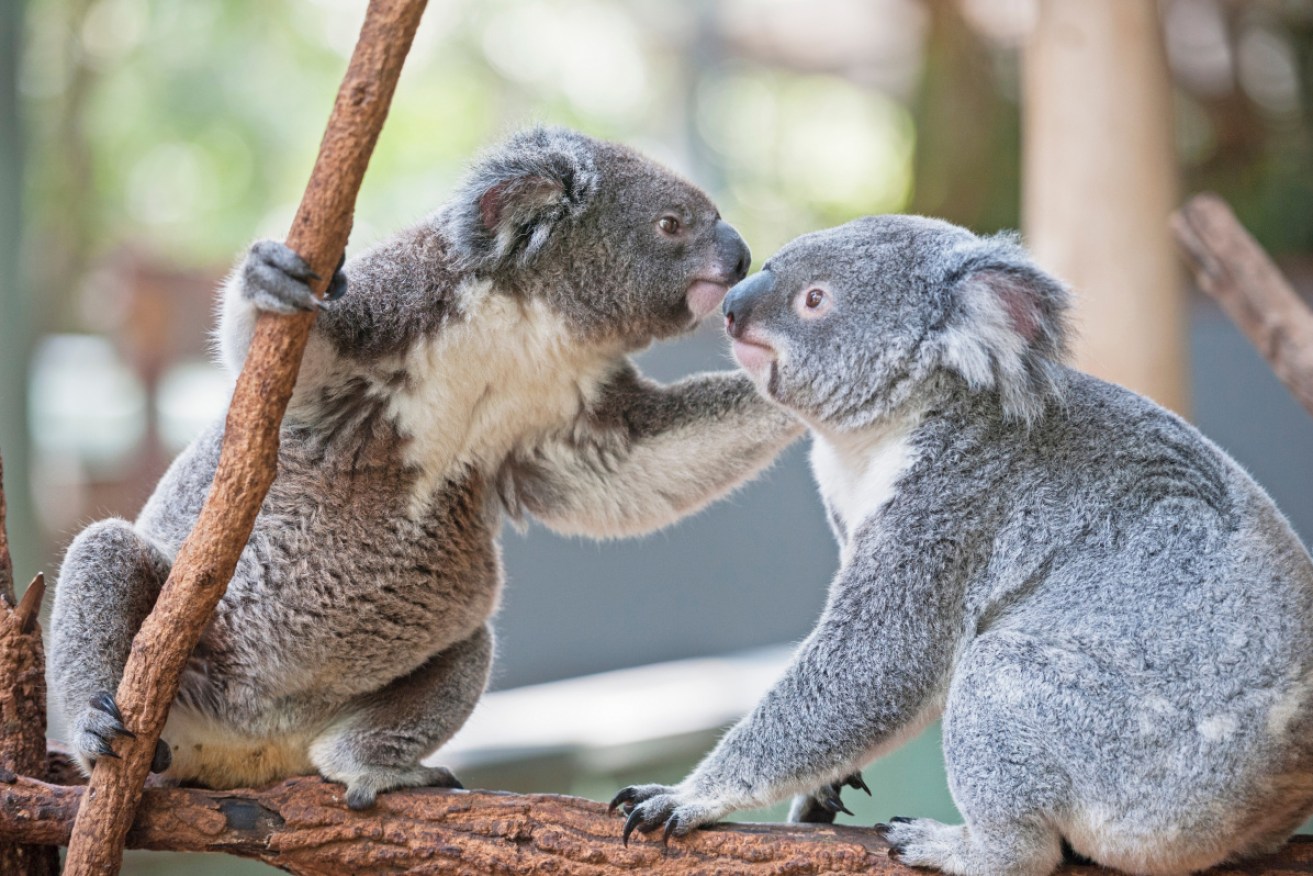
[
  {"xmin": 74, "ymin": 689, "xmax": 131, "ymax": 763},
  {"xmin": 151, "ymin": 738, "xmax": 173, "ymax": 774},
  {"xmin": 875, "ymin": 816, "xmax": 959, "ymax": 868},
  {"xmin": 343, "ymin": 764, "xmax": 463, "ymax": 811},
  {"xmin": 79, "ymin": 690, "xmax": 174, "ymax": 773},
  {"xmin": 243, "ymin": 240, "xmax": 347, "ymax": 314},
  {"xmin": 324, "ymin": 252, "xmax": 348, "ymax": 302},
  {"xmin": 843, "ymin": 770, "xmax": 871, "ymax": 796},
  {"xmin": 610, "ymin": 784, "xmax": 720, "ymax": 846},
  {"xmin": 89, "ymin": 690, "xmax": 135, "ymax": 739},
  {"xmin": 817, "ymin": 785, "xmax": 854, "ymax": 816}
]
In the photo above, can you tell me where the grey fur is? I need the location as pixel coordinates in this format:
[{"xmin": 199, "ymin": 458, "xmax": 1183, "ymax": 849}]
[
  {"xmin": 49, "ymin": 126, "xmax": 802, "ymax": 809},
  {"xmin": 613, "ymin": 215, "xmax": 1313, "ymax": 876}
]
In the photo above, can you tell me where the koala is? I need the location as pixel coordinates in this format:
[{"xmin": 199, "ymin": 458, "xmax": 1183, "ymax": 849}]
[
  {"xmin": 611, "ymin": 215, "xmax": 1313, "ymax": 876},
  {"xmin": 49, "ymin": 126, "xmax": 802, "ymax": 810}
]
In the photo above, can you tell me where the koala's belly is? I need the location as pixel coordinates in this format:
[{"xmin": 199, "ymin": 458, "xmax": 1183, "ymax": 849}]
[
  {"xmin": 193, "ymin": 470, "xmax": 503, "ymax": 702},
  {"xmin": 160, "ymin": 704, "xmax": 317, "ymax": 789}
]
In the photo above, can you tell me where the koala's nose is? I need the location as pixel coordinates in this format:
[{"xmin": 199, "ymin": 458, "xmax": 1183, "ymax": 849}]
[
  {"xmin": 715, "ymin": 220, "xmax": 751, "ymax": 284},
  {"xmin": 723, "ymin": 269, "xmax": 773, "ymax": 339}
]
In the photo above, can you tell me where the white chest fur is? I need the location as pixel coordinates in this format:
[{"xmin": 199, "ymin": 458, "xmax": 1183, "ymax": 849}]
[
  {"xmin": 809, "ymin": 414, "xmax": 920, "ymax": 541},
  {"xmin": 385, "ymin": 282, "xmax": 616, "ymax": 510}
]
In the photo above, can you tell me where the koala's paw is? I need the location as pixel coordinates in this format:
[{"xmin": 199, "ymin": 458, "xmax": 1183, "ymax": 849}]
[
  {"xmin": 609, "ymin": 784, "xmax": 726, "ymax": 846},
  {"xmin": 72, "ymin": 690, "xmax": 172, "ymax": 774},
  {"xmin": 342, "ymin": 764, "xmax": 463, "ymax": 811},
  {"xmin": 789, "ymin": 771, "xmax": 871, "ymax": 823},
  {"xmin": 875, "ymin": 816, "xmax": 963, "ymax": 870},
  {"xmin": 241, "ymin": 240, "xmax": 347, "ymax": 314}
]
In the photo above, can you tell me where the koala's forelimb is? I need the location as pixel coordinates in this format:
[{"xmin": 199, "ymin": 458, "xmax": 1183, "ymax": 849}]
[
  {"xmin": 614, "ymin": 540, "xmax": 960, "ymax": 844},
  {"xmin": 510, "ymin": 366, "xmax": 803, "ymax": 538}
]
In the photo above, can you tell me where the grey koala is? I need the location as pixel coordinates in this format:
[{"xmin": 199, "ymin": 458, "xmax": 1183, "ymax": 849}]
[
  {"xmin": 49, "ymin": 126, "xmax": 802, "ymax": 809},
  {"xmin": 612, "ymin": 215, "xmax": 1313, "ymax": 876}
]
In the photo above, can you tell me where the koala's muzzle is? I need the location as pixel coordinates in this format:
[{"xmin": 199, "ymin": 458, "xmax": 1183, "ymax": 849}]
[
  {"xmin": 687, "ymin": 221, "xmax": 751, "ymax": 320},
  {"xmin": 716, "ymin": 220, "xmax": 752, "ymax": 285},
  {"xmin": 723, "ymin": 269, "xmax": 773, "ymax": 339}
]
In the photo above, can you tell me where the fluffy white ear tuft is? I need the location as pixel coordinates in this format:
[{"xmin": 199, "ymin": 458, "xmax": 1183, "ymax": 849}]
[
  {"xmin": 938, "ymin": 241, "xmax": 1073, "ymax": 423},
  {"xmin": 444, "ymin": 126, "xmax": 599, "ymax": 274}
]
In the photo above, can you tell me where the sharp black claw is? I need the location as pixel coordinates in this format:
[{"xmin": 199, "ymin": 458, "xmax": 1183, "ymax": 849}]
[
  {"xmin": 662, "ymin": 817, "xmax": 679, "ymax": 845},
  {"xmin": 89, "ymin": 691, "xmax": 135, "ymax": 738},
  {"xmin": 609, "ymin": 787, "xmax": 636, "ymax": 814},
  {"xmin": 819, "ymin": 787, "xmax": 852, "ymax": 816},
  {"xmin": 873, "ymin": 822, "xmax": 892, "ymax": 839},
  {"xmin": 151, "ymin": 738, "xmax": 172, "ymax": 774},
  {"xmin": 845, "ymin": 772, "xmax": 871, "ymax": 796},
  {"xmin": 622, "ymin": 809, "xmax": 642, "ymax": 846},
  {"xmin": 890, "ymin": 815, "xmax": 914, "ymax": 824},
  {"xmin": 89, "ymin": 691, "xmax": 121, "ymax": 720}
]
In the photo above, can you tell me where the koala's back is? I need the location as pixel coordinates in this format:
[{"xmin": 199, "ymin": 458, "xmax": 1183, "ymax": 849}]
[
  {"xmin": 135, "ymin": 414, "xmax": 501, "ymax": 729},
  {"xmin": 923, "ymin": 369, "xmax": 1313, "ymax": 868}
]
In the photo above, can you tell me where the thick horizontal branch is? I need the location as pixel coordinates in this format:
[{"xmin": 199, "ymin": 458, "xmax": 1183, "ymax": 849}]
[
  {"xmin": 1, "ymin": 775, "xmax": 1311, "ymax": 875},
  {"xmin": 1172, "ymin": 192, "xmax": 1313, "ymax": 418}
]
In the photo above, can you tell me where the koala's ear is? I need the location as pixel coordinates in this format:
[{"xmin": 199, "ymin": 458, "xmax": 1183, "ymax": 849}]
[
  {"xmin": 937, "ymin": 234, "xmax": 1073, "ymax": 422},
  {"xmin": 444, "ymin": 127, "xmax": 599, "ymax": 273}
]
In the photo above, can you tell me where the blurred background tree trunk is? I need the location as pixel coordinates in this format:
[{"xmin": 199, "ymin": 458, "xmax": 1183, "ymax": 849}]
[
  {"xmin": 0, "ymin": 0, "xmax": 37, "ymax": 583},
  {"xmin": 1023, "ymin": 0, "xmax": 1188, "ymax": 414}
]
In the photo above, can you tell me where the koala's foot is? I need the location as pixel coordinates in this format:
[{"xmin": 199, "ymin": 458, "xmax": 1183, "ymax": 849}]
[
  {"xmin": 875, "ymin": 817, "xmax": 1061, "ymax": 876},
  {"xmin": 609, "ymin": 783, "xmax": 729, "ymax": 845},
  {"xmin": 789, "ymin": 771, "xmax": 871, "ymax": 823},
  {"xmin": 73, "ymin": 690, "xmax": 172, "ymax": 773},
  {"xmin": 338, "ymin": 764, "xmax": 463, "ymax": 811},
  {"xmin": 242, "ymin": 240, "xmax": 347, "ymax": 314}
]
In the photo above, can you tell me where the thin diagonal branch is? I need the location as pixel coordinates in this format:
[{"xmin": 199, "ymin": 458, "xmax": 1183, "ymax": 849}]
[{"xmin": 1172, "ymin": 192, "xmax": 1313, "ymax": 418}]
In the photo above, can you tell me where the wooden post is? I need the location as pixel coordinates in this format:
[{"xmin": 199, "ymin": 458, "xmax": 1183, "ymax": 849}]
[
  {"xmin": 1022, "ymin": 0, "xmax": 1188, "ymax": 413},
  {"xmin": 60, "ymin": 1, "xmax": 428, "ymax": 872}
]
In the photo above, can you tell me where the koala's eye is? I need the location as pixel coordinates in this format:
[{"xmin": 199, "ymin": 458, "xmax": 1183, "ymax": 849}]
[
  {"xmin": 658, "ymin": 215, "xmax": 682, "ymax": 236},
  {"xmin": 796, "ymin": 284, "xmax": 833, "ymax": 319}
]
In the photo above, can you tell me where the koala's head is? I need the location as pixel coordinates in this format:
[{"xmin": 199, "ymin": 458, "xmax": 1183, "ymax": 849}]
[
  {"xmin": 443, "ymin": 126, "xmax": 750, "ymax": 348},
  {"xmin": 721, "ymin": 215, "xmax": 1072, "ymax": 430}
]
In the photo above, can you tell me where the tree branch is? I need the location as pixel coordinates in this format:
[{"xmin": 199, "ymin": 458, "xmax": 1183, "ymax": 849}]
[
  {"xmin": 1172, "ymin": 192, "xmax": 1313, "ymax": 418},
  {"xmin": 0, "ymin": 453, "xmax": 58, "ymax": 875},
  {"xmin": 61, "ymin": 2, "xmax": 429, "ymax": 872},
  {"xmin": 3, "ymin": 776, "xmax": 1312, "ymax": 875}
]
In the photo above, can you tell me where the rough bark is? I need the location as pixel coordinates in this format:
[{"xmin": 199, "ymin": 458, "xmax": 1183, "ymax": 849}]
[
  {"xmin": 60, "ymin": 2, "xmax": 429, "ymax": 872},
  {"xmin": 3, "ymin": 776, "xmax": 1313, "ymax": 875},
  {"xmin": 1172, "ymin": 192, "xmax": 1313, "ymax": 419},
  {"xmin": 0, "ymin": 454, "xmax": 58, "ymax": 875}
]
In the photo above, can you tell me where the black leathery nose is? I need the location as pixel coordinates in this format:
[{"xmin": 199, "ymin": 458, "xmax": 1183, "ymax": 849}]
[{"xmin": 715, "ymin": 220, "xmax": 751, "ymax": 284}]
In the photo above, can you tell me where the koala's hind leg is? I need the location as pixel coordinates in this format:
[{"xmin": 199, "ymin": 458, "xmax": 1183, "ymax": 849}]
[
  {"xmin": 878, "ymin": 637, "xmax": 1073, "ymax": 876},
  {"xmin": 309, "ymin": 623, "xmax": 493, "ymax": 810},
  {"xmin": 49, "ymin": 519, "xmax": 175, "ymax": 773}
]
